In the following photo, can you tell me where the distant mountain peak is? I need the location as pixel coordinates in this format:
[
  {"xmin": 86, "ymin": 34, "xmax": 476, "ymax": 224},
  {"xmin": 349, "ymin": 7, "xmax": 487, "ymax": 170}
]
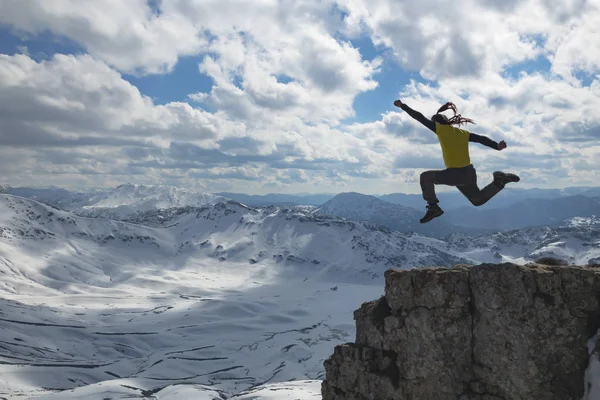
[
  {"xmin": 84, "ymin": 184, "xmax": 223, "ymax": 209},
  {"xmin": 315, "ymin": 191, "xmax": 464, "ymax": 237},
  {"xmin": 324, "ymin": 192, "xmax": 388, "ymax": 206},
  {"xmin": 337, "ymin": 191, "xmax": 373, "ymax": 197}
]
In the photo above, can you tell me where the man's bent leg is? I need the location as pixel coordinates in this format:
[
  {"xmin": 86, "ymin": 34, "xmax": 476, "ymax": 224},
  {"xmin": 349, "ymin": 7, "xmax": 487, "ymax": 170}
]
[
  {"xmin": 457, "ymin": 172, "xmax": 503, "ymax": 207},
  {"xmin": 420, "ymin": 170, "xmax": 441, "ymax": 204},
  {"xmin": 473, "ymin": 181, "xmax": 502, "ymax": 206}
]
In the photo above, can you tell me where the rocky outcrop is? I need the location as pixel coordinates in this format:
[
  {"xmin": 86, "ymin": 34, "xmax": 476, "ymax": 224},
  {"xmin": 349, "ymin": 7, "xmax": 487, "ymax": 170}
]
[{"xmin": 322, "ymin": 263, "xmax": 600, "ymax": 400}]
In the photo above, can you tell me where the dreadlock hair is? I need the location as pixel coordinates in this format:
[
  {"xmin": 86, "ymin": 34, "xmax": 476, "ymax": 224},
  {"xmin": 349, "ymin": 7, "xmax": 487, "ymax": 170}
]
[{"xmin": 432, "ymin": 102, "xmax": 475, "ymax": 126}]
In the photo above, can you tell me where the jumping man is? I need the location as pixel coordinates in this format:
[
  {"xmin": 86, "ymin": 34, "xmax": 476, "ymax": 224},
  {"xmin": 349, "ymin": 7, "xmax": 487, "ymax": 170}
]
[{"xmin": 394, "ymin": 99, "xmax": 520, "ymax": 223}]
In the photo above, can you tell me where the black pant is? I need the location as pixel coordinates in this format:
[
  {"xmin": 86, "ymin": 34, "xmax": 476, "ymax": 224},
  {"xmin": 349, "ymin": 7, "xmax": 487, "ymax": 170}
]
[{"xmin": 420, "ymin": 165, "xmax": 502, "ymax": 206}]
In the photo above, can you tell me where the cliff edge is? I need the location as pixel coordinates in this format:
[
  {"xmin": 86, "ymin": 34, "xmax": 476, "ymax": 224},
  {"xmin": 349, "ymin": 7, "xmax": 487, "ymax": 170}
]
[{"xmin": 322, "ymin": 263, "xmax": 600, "ymax": 400}]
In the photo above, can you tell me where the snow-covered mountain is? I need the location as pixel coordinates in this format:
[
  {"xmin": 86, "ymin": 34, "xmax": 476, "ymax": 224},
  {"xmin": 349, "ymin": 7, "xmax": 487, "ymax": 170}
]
[
  {"xmin": 3, "ymin": 186, "xmax": 106, "ymax": 210},
  {"xmin": 314, "ymin": 192, "xmax": 479, "ymax": 237},
  {"xmin": 7, "ymin": 185, "xmax": 600, "ymax": 234},
  {"xmin": 2, "ymin": 184, "xmax": 226, "ymax": 219},
  {"xmin": 85, "ymin": 183, "xmax": 225, "ymax": 210},
  {"xmin": 216, "ymin": 192, "xmax": 334, "ymax": 207},
  {"xmin": 76, "ymin": 183, "xmax": 226, "ymax": 220},
  {"xmin": 2, "ymin": 193, "xmax": 599, "ymax": 399},
  {"xmin": 440, "ymin": 223, "xmax": 600, "ymax": 266}
]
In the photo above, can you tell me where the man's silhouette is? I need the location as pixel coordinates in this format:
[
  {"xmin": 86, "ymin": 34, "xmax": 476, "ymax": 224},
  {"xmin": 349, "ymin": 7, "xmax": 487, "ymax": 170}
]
[{"xmin": 394, "ymin": 100, "xmax": 520, "ymax": 223}]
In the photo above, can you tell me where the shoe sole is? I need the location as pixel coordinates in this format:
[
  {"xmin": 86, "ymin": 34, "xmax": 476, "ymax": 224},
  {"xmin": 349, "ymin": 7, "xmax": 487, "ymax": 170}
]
[{"xmin": 420, "ymin": 209, "xmax": 444, "ymax": 224}]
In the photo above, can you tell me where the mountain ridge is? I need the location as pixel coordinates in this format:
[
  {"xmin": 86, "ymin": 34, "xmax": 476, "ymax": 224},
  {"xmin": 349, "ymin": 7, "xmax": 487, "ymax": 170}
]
[
  {"xmin": 314, "ymin": 192, "xmax": 477, "ymax": 237},
  {"xmin": 4, "ymin": 185, "xmax": 600, "ymax": 234}
]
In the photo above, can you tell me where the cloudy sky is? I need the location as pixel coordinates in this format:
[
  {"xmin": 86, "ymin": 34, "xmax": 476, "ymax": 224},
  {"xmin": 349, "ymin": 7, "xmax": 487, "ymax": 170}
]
[{"xmin": 0, "ymin": 0, "xmax": 598, "ymax": 195}]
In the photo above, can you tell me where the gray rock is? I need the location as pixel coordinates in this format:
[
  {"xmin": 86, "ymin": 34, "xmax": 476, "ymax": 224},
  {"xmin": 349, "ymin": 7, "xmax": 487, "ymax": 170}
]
[{"xmin": 322, "ymin": 263, "xmax": 600, "ymax": 400}]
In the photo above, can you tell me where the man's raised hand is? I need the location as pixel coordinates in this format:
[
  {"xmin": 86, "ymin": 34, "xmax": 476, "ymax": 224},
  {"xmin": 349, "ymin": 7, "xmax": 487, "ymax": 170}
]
[
  {"xmin": 498, "ymin": 140, "xmax": 507, "ymax": 150},
  {"xmin": 393, "ymin": 99, "xmax": 404, "ymax": 108}
]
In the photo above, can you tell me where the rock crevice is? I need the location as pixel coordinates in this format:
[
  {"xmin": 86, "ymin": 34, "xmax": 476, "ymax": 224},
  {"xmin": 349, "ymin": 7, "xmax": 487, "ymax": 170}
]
[{"xmin": 322, "ymin": 263, "xmax": 600, "ymax": 400}]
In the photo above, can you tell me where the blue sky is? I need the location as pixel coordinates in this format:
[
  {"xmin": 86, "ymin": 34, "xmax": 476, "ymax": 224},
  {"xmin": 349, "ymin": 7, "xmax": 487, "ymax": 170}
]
[
  {"xmin": 0, "ymin": 27, "xmax": 84, "ymax": 60},
  {"xmin": 0, "ymin": 1, "xmax": 598, "ymax": 194},
  {"xmin": 125, "ymin": 57, "xmax": 215, "ymax": 109}
]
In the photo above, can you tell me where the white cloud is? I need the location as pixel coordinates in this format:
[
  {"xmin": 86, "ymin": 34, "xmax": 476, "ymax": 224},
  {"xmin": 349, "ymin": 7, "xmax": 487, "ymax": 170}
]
[
  {"xmin": 337, "ymin": 0, "xmax": 542, "ymax": 79},
  {"xmin": 0, "ymin": 0, "xmax": 207, "ymax": 75},
  {"xmin": 0, "ymin": 53, "xmax": 389, "ymax": 190},
  {"xmin": 546, "ymin": 3, "xmax": 600, "ymax": 81},
  {"xmin": 0, "ymin": 0, "xmax": 599, "ymax": 193},
  {"xmin": 337, "ymin": 0, "xmax": 599, "ymax": 82},
  {"xmin": 0, "ymin": 0, "xmax": 381, "ymax": 123},
  {"xmin": 192, "ymin": 19, "xmax": 381, "ymax": 124}
]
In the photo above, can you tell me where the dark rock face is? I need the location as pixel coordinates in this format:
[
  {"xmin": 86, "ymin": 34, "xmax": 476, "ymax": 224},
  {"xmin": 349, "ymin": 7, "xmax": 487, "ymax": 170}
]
[
  {"xmin": 536, "ymin": 256, "xmax": 568, "ymax": 266},
  {"xmin": 322, "ymin": 263, "xmax": 600, "ymax": 400}
]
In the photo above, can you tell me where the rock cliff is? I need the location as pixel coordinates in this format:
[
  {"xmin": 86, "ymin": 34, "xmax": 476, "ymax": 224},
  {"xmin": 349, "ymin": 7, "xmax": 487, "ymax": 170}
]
[{"xmin": 322, "ymin": 263, "xmax": 600, "ymax": 400}]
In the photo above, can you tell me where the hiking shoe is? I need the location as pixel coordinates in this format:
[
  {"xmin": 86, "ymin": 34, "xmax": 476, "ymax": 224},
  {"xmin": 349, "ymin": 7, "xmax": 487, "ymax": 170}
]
[
  {"xmin": 493, "ymin": 171, "xmax": 520, "ymax": 188},
  {"xmin": 420, "ymin": 203, "xmax": 444, "ymax": 224}
]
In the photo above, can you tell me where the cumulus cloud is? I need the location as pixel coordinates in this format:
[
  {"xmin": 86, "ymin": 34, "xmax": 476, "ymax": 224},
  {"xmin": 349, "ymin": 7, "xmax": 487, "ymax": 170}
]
[
  {"xmin": 0, "ymin": 53, "xmax": 387, "ymax": 189},
  {"xmin": 0, "ymin": 54, "xmax": 234, "ymax": 152},
  {"xmin": 0, "ymin": 0, "xmax": 381, "ymax": 123},
  {"xmin": 0, "ymin": 0, "xmax": 207, "ymax": 75},
  {"xmin": 0, "ymin": 0, "xmax": 599, "ymax": 192},
  {"xmin": 337, "ymin": 0, "xmax": 598, "ymax": 80},
  {"xmin": 337, "ymin": 0, "xmax": 539, "ymax": 79}
]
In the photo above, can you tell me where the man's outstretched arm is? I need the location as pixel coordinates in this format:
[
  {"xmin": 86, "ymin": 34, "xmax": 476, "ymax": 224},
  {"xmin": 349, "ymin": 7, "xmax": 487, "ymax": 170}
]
[
  {"xmin": 394, "ymin": 100, "xmax": 436, "ymax": 133},
  {"xmin": 469, "ymin": 133, "xmax": 507, "ymax": 150}
]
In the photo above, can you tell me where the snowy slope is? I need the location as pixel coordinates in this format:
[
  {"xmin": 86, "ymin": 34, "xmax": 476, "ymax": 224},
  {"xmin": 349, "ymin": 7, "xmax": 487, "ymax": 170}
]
[
  {"xmin": 2, "ymin": 194, "xmax": 599, "ymax": 399},
  {"xmin": 32, "ymin": 380, "xmax": 322, "ymax": 399},
  {"xmin": 5, "ymin": 186, "xmax": 106, "ymax": 210}
]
